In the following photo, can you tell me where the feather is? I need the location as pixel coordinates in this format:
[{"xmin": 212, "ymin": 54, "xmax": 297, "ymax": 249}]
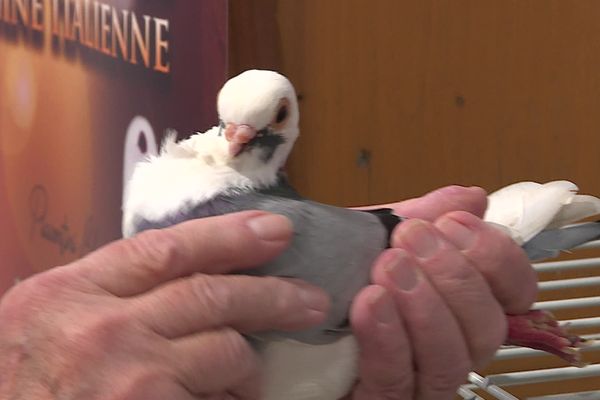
[
  {"xmin": 486, "ymin": 181, "xmax": 579, "ymax": 243},
  {"xmin": 124, "ymin": 69, "xmax": 600, "ymax": 399}
]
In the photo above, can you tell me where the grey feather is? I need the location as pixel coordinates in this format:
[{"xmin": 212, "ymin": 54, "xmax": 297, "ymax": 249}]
[
  {"xmin": 523, "ymin": 221, "xmax": 600, "ymax": 261},
  {"xmin": 131, "ymin": 179, "xmax": 398, "ymax": 345}
]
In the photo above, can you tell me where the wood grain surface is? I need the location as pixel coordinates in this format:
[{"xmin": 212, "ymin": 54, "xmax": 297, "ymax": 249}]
[{"xmin": 229, "ymin": 1, "xmax": 600, "ymax": 397}]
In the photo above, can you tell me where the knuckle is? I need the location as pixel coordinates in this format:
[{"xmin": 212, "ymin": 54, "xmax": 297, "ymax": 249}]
[
  {"xmin": 445, "ymin": 261, "xmax": 480, "ymax": 287},
  {"xmin": 445, "ymin": 210, "xmax": 480, "ymax": 223},
  {"xmin": 211, "ymin": 226, "xmax": 262, "ymax": 265},
  {"xmin": 61, "ymin": 311, "xmax": 136, "ymax": 359},
  {"xmin": 463, "ymin": 223, "xmax": 534, "ymax": 293},
  {"xmin": 0, "ymin": 268, "xmax": 71, "ymax": 314},
  {"xmin": 218, "ymin": 327, "xmax": 256, "ymax": 370},
  {"xmin": 359, "ymin": 371, "xmax": 413, "ymax": 400},
  {"xmin": 493, "ymin": 230, "xmax": 518, "ymax": 255},
  {"xmin": 0, "ymin": 284, "xmax": 36, "ymax": 319},
  {"xmin": 488, "ymin": 227, "xmax": 523, "ymax": 264},
  {"xmin": 469, "ymin": 308, "xmax": 508, "ymax": 366},
  {"xmin": 188, "ymin": 275, "xmax": 235, "ymax": 320},
  {"xmin": 125, "ymin": 229, "xmax": 182, "ymax": 278},
  {"xmin": 428, "ymin": 249, "xmax": 482, "ymax": 294},
  {"xmin": 90, "ymin": 312, "xmax": 133, "ymax": 340},
  {"xmin": 423, "ymin": 359, "xmax": 470, "ymax": 396},
  {"xmin": 375, "ymin": 387, "xmax": 411, "ymax": 400},
  {"xmin": 483, "ymin": 229, "xmax": 538, "ymax": 311},
  {"xmin": 22, "ymin": 267, "xmax": 70, "ymax": 295},
  {"xmin": 507, "ymin": 249, "xmax": 537, "ymax": 291},
  {"xmin": 265, "ymin": 277, "xmax": 295, "ymax": 308},
  {"xmin": 117, "ymin": 366, "xmax": 169, "ymax": 399}
]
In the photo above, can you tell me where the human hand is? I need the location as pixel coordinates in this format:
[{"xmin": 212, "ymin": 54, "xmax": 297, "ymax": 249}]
[
  {"xmin": 0, "ymin": 211, "xmax": 330, "ymax": 400},
  {"xmin": 347, "ymin": 186, "xmax": 537, "ymax": 399}
]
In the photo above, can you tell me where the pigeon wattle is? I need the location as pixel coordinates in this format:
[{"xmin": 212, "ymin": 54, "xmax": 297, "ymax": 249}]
[{"xmin": 123, "ymin": 69, "xmax": 596, "ymax": 400}]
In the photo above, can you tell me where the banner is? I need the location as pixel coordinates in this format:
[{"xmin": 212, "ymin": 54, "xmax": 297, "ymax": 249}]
[{"xmin": 0, "ymin": 0, "xmax": 228, "ymax": 294}]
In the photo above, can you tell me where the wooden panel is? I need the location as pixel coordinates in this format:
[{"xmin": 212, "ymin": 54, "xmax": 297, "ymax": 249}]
[
  {"xmin": 229, "ymin": 1, "xmax": 600, "ymax": 397},
  {"xmin": 227, "ymin": 0, "xmax": 282, "ymax": 75},
  {"xmin": 261, "ymin": 0, "xmax": 600, "ymax": 206}
]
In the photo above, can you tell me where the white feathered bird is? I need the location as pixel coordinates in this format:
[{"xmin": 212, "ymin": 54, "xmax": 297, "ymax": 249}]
[
  {"xmin": 123, "ymin": 70, "xmax": 598, "ymax": 400},
  {"xmin": 485, "ymin": 180, "xmax": 600, "ymax": 260}
]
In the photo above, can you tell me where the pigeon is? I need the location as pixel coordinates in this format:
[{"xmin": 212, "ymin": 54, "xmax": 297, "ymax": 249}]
[
  {"xmin": 123, "ymin": 69, "xmax": 597, "ymax": 400},
  {"xmin": 123, "ymin": 70, "xmax": 394, "ymax": 399}
]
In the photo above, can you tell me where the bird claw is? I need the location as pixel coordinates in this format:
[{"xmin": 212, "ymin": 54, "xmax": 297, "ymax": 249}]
[{"xmin": 505, "ymin": 310, "xmax": 591, "ymax": 367}]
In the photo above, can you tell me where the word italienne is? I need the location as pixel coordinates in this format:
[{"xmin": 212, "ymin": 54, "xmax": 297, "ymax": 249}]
[{"xmin": 0, "ymin": 0, "xmax": 170, "ymax": 73}]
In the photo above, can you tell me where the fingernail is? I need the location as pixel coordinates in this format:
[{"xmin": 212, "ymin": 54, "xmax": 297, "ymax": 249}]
[
  {"xmin": 296, "ymin": 284, "xmax": 330, "ymax": 313},
  {"xmin": 438, "ymin": 216, "xmax": 476, "ymax": 250},
  {"xmin": 439, "ymin": 185, "xmax": 468, "ymax": 195},
  {"xmin": 247, "ymin": 213, "xmax": 292, "ymax": 242},
  {"xmin": 369, "ymin": 286, "xmax": 396, "ymax": 324},
  {"xmin": 439, "ymin": 185, "xmax": 483, "ymax": 195},
  {"xmin": 468, "ymin": 185, "xmax": 484, "ymax": 192},
  {"xmin": 402, "ymin": 220, "xmax": 440, "ymax": 258},
  {"xmin": 384, "ymin": 250, "xmax": 419, "ymax": 291}
]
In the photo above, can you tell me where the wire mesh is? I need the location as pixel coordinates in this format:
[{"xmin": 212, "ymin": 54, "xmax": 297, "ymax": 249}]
[{"xmin": 457, "ymin": 240, "xmax": 600, "ymax": 399}]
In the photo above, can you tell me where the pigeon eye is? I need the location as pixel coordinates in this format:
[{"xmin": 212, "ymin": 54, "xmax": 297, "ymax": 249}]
[{"xmin": 275, "ymin": 106, "xmax": 288, "ymax": 124}]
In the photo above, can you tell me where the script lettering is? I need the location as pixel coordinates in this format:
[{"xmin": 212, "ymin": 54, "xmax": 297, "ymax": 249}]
[{"xmin": 29, "ymin": 185, "xmax": 100, "ymax": 257}]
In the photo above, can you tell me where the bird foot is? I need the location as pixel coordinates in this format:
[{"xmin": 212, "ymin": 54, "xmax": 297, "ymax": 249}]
[{"xmin": 505, "ymin": 310, "xmax": 591, "ymax": 367}]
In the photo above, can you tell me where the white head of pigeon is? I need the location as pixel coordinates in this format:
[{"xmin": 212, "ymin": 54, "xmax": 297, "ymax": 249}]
[
  {"xmin": 122, "ymin": 70, "xmax": 301, "ymax": 237},
  {"xmin": 216, "ymin": 69, "xmax": 300, "ymax": 186}
]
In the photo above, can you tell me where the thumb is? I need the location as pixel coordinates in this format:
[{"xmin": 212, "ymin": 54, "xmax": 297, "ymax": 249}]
[{"xmin": 389, "ymin": 186, "xmax": 488, "ymax": 221}]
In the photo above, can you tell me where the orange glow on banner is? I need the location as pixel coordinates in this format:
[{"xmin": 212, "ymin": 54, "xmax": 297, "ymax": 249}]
[
  {"xmin": 0, "ymin": 1, "xmax": 227, "ymax": 294},
  {"xmin": 0, "ymin": 0, "xmax": 171, "ymax": 73}
]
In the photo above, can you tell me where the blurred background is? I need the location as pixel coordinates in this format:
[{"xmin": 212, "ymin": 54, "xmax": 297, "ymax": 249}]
[
  {"xmin": 2, "ymin": 1, "xmax": 600, "ymax": 398},
  {"xmin": 231, "ymin": 1, "xmax": 600, "ymax": 207}
]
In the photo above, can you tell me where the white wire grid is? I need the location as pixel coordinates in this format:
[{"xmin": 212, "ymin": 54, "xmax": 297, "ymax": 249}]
[{"xmin": 458, "ymin": 240, "xmax": 600, "ymax": 399}]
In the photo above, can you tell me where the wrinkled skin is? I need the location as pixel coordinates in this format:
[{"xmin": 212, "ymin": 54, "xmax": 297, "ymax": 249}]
[
  {"xmin": 0, "ymin": 186, "xmax": 536, "ymax": 400},
  {"xmin": 347, "ymin": 185, "xmax": 537, "ymax": 399}
]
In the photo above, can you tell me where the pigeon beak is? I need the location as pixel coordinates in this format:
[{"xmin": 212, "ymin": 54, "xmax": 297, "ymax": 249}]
[{"xmin": 224, "ymin": 123, "xmax": 257, "ymax": 157}]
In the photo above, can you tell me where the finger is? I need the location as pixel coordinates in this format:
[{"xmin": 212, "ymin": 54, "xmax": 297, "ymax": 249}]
[
  {"xmin": 112, "ymin": 379, "xmax": 200, "ymax": 400},
  {"xmin": 435, "ymin": 211, "xmax": 538, "ymax": 314},
  {"xmin": 392, "ymin": 219, "xmax": 507, "ymax": 368},
  {"xmin": 77, "ymin": 211, "xmax": 293, "ymax": 296},
  {"xmin": 169, "ymin": 327, "xmax": 261, "ymax": 397},
  {"xmin": 350, "ymin": 285, "xmax": 414, "ymax": 399},
  {"xmin": 389, "ymin": 185, "xmax": 488, "ymax": 220},
  {"xmin": 228, "ymin": 372, "xmax": 264, "ymax": 400},
  {"xmin": 131, "ymin": 275, "xmax": 329, "ymax": 338},
  {"xmin": 371, "ymin": 249, "xmax": 471, "ymax": 399}
]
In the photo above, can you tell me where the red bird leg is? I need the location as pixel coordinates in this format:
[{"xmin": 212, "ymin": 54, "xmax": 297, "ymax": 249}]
[{"xmin": 505, "ymin": 310, "xmax": 590, "ymax": 367}]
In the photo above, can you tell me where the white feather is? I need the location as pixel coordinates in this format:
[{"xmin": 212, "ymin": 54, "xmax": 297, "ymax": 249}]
[
  {"xmin": 121, "ymin": 128, "xmax": 282, "ymax": 237},
  {"xmin": 261, "ymin": 337, "xmax": 358, "ymax": 400},
  {"xmin": 547, "ymin": 194, "xmax": 600, "ymax": 229},
  {"xmin": 484, "ymin": 180, "xmax": 600, "ymax": 243}
]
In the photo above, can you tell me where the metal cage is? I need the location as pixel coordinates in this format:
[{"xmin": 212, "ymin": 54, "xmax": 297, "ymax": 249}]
[{"xmin": 458, "ymin": 240, "xmax": 600, "ymax": 399}]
